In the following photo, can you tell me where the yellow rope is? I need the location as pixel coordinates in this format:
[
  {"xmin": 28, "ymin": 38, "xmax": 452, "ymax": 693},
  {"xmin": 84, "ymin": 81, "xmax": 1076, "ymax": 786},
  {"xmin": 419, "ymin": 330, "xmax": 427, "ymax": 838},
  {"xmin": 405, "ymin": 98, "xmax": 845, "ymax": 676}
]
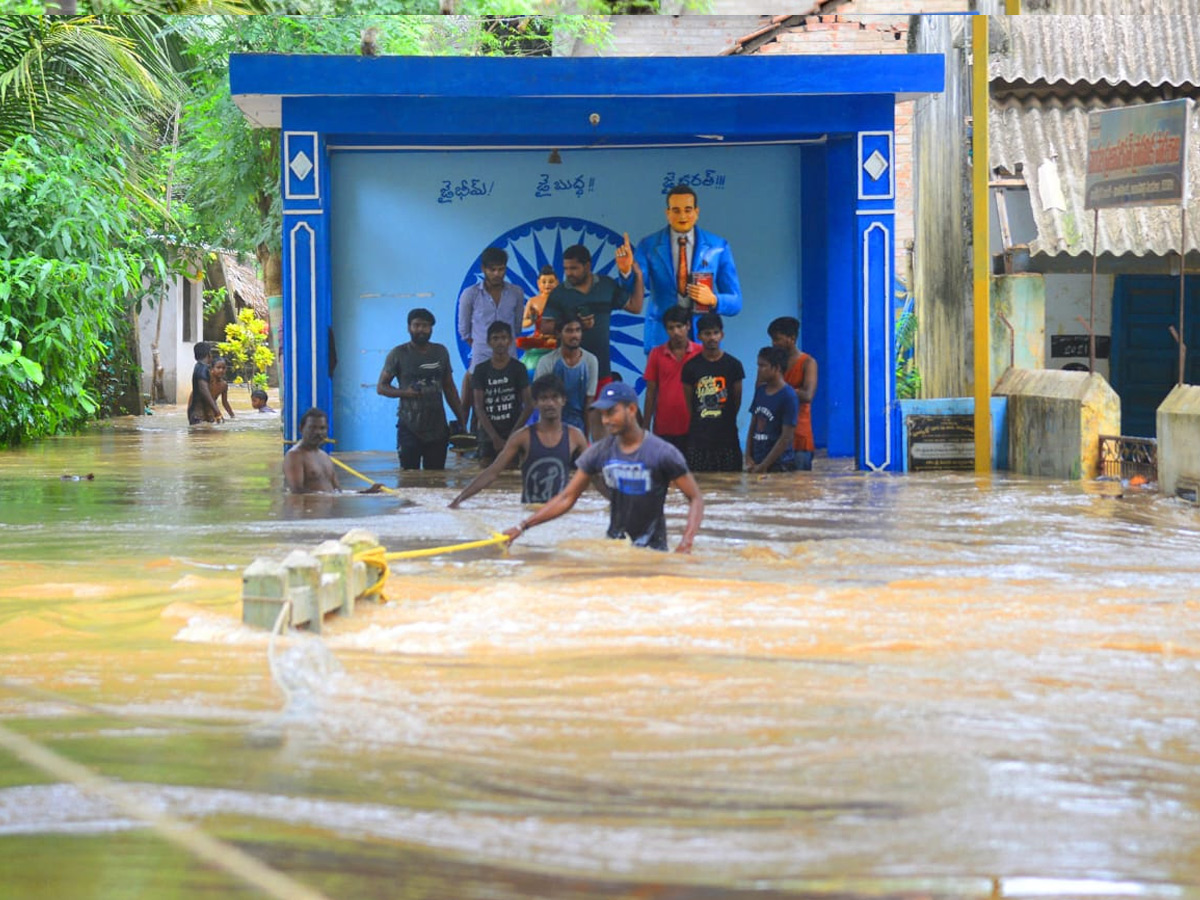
[
  {"xmin": 383, "ymin": 532, "xmax": 511, "ymax": 561},
  {"xmin": 349, "ymin": 533, "xmax": 512, "ymax": 604},
  {"xmin": 354, "ymin": 547, "xmax": 390, "ymax": 599},
  {"xmin": 328, "ymin": 456, "xmax": 401, "ymax": 495}
]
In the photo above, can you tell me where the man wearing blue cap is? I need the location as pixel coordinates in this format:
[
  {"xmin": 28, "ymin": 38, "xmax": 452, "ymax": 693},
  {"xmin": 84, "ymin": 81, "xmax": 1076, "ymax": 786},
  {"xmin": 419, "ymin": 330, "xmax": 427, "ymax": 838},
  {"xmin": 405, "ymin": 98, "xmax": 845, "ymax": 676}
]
[{"xmin": 503, "ymin": 381, "xmax": 704, "ymax": 553}]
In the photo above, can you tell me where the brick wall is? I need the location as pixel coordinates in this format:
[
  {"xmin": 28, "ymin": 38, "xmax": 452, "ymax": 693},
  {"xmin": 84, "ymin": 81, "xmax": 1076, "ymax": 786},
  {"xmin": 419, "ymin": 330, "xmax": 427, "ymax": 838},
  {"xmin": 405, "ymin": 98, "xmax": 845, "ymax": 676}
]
[{"xmin": 751, "ymin": 16, "xmax": 915, "ymax": 282}]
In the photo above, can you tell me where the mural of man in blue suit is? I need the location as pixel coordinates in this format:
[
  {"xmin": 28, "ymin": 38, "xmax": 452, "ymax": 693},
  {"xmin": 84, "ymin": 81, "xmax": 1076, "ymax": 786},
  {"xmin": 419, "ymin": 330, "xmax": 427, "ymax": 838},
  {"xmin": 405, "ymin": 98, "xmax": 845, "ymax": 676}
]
[{"xmin": 617, "ymin": 184, "xmax": 742, "ymax": 355}]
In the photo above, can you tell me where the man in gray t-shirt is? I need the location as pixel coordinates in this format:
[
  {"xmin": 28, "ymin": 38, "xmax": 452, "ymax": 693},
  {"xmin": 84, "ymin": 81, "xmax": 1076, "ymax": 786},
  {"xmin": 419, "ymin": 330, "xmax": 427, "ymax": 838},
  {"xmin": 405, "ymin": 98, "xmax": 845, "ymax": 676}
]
[
  {"xmin": 376, "ymin": 308, "xmax": 465, "ymax": 471},
  {"xmin": 502, "ymin": 381, "xmax": 704, "ymax": 553}
]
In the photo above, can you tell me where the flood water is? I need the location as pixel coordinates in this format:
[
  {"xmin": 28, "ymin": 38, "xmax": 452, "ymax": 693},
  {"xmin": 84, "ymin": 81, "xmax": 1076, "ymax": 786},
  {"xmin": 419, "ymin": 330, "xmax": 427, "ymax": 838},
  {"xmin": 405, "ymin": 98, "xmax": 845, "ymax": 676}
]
[{"xmin": 0, "ymin": 397, "xmax": 1198, "ymax": 899}]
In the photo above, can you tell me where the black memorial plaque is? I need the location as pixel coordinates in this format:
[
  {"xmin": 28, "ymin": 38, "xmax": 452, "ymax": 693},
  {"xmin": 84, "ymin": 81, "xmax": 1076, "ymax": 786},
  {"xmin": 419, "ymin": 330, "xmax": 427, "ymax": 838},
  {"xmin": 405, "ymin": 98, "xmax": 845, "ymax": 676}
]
[{"xmin": 907, "ymin": 414, "xmax": 975, "ymax": 472}]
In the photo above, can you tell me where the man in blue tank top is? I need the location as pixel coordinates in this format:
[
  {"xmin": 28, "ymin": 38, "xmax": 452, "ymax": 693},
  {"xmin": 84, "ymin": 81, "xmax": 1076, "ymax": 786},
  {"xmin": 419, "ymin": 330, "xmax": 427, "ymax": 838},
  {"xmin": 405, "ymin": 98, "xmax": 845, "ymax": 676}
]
[{"xmin": 448, "ymin": 374, "xmax": 590, "ymax": 509}]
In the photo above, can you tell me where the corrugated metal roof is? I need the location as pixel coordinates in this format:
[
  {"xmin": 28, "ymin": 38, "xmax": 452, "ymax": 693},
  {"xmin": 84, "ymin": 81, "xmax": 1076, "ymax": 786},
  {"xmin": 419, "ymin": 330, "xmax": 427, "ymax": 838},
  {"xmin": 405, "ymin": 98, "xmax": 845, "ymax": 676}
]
[
  {"xmin": 1019, "ymin": 0, "xmax": 1184, "ymax": 13},
  {"xmin": 989, "ymin": 99, "xmax": 1200, "ymax": 258},
  {"xmin": 991, "ymin": 15, "xmax": 1200, "ymax": 88}
]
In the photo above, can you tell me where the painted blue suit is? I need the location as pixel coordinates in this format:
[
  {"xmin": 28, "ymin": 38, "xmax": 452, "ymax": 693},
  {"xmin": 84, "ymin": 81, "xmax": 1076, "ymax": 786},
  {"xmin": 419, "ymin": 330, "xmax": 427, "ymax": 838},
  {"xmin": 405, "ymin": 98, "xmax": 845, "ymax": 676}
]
[{"xmin": 623, "ymin": 225, "xmax": 742, "ymax": 354}]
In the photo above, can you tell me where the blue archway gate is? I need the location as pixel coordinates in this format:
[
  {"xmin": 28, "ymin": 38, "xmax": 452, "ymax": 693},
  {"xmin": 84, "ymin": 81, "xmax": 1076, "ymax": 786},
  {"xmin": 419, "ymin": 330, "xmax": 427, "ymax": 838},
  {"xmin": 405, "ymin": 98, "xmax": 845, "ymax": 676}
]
[{"xmin": 231, "ymin": 54, "xmax": 943, "ymax": 470}]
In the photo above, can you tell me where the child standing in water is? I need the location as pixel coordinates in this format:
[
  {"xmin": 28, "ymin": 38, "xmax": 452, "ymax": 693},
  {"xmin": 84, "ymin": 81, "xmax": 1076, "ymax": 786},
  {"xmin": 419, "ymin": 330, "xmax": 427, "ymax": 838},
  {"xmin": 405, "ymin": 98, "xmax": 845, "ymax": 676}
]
[
  {"xmin": 250, "ymin": 389, "xmax": 275, "ymax": 413},
  {"xmin": 208, "ymin": 356, "xmax": 236, "ymax": 421}
]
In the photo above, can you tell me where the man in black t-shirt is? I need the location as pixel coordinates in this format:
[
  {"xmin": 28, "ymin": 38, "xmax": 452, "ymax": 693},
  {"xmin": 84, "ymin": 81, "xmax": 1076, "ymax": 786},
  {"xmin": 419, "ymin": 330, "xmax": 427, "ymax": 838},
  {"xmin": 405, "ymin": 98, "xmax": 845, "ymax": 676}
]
[
  {"xmin": 376, "ymin": 308, "xmax": 466, "ymax": 471},
  {"xmin": 471, "ymin": 321, "xmax": 532, "ymax": 463},
  {"xmin": 680, "ymin": 313, "xmax": 745, "ymax": 472}
]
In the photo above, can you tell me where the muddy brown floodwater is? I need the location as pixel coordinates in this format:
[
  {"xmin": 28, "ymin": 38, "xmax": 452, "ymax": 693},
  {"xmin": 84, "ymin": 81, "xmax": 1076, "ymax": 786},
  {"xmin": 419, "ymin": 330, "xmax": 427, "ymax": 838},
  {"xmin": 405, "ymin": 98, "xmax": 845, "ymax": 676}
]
[{"xmin": 0, "ymin": 401, "xmax": 1197, "ymax": 899}]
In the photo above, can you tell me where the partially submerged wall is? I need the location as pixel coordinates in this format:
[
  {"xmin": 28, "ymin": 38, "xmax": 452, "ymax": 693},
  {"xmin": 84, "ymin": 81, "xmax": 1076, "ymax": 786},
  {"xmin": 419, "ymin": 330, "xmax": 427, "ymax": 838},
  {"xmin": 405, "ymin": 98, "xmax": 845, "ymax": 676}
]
[
  {"xmin": 994, "ymin": 368, "xmax": 1120, "ymax": 480},
  {"xmin": 1156, "ymin": 385, "xmax": 1200, "ymax": 500}
]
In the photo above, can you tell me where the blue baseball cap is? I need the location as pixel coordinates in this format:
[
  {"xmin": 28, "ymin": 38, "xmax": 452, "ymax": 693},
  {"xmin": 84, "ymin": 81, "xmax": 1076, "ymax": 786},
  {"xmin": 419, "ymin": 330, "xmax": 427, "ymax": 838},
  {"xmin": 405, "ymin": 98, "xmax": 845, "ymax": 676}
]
[{"xmin": 590, "ymin": 381, "xmax": 639, "ymax": 410}]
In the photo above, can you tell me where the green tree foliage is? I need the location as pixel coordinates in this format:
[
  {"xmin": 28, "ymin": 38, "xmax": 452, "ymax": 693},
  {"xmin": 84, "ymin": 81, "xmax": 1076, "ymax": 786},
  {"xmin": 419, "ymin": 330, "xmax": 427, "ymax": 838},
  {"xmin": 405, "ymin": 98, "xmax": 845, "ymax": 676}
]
[
  {"xmin": 0, "ymin": 15, "xmax": 178, "ymax": 153},
  {"xmin": 0, "ymin": 136, "xmax": 166, "ymax": 443},
  {"xmin": 895, "ymin": 300, "xmax": 922, "ymax": 401},
  {"xmin": 169, "ymin": 15, "xmax": 433, "ymax": 282}
]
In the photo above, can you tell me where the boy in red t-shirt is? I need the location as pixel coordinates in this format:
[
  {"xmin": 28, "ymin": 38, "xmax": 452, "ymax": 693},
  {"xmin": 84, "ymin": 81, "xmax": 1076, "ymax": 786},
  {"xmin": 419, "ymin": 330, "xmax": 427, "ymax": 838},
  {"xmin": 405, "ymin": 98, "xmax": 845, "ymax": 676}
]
[{"xmin": 643, "ymin": 306, "xmax": 702, "ymax": 455}]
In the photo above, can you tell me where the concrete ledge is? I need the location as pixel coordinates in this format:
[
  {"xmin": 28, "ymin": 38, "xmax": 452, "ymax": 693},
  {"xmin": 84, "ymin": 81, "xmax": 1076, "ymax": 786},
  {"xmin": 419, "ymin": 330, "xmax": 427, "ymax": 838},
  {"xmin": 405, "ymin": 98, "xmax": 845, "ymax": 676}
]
[
  {"xmin": 1156, "ymin": 384, "xmax": 1200, "ymax": 500},
  {"xmin": 241, "ymin": 529, "xmax": 383, "ymax": 632},
  {"xmin": 993, "ymin": 369, "xmax": 1120, "ymax": 480}
]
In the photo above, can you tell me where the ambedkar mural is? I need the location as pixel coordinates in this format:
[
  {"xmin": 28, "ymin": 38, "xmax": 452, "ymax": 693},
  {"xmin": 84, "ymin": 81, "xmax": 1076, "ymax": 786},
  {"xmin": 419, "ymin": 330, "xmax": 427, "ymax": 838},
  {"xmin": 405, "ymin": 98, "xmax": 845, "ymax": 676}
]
[
  {"xmin": 454, "ymin": 217, "xmax": 644, "ymax": 387},
  {"xmin": 330, "ymin": 146, "xmax": 802, "ymax": 451}
]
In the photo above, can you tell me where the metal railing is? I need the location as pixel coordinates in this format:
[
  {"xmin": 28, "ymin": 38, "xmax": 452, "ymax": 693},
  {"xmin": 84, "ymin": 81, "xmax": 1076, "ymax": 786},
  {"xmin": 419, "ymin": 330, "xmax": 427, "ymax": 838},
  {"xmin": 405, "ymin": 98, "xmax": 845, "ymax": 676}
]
[{"xmin": 1098, "ymin": 434, "xmax": 1157, "ymax": 481}]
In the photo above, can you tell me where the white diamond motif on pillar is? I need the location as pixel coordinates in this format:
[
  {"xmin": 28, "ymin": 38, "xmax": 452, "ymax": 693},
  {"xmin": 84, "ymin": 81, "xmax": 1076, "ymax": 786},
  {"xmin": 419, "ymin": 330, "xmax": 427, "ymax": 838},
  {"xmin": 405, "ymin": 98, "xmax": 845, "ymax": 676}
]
[
  {"xmin": 289, "ymin": 151, "xmax": 314, "ymax": 181},
  {"xmin": 863, "ymin": 150, "xmax": 889, "ymax": 181}
]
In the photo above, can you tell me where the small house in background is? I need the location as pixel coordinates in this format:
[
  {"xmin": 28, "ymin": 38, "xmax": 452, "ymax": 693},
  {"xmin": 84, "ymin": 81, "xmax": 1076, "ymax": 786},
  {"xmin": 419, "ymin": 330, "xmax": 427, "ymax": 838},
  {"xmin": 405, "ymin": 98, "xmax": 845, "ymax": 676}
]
[
  {"xmin": 136, "ymin": 250, "xmax": 269, "ymax": 406},
  {"xmin": 205, "ymin": 252, "xmax": 270, "ymax": 352},
  {"xmin": 987, "ymin": 14, "xmax": 1200, "ymax": 438}
]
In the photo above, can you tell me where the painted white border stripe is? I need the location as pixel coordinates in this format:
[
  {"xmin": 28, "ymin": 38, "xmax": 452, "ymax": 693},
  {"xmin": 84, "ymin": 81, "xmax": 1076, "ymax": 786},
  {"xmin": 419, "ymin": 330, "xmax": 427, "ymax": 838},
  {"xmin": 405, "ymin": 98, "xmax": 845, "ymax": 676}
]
[
  {"xmin": 326, "ymin": 138, "xmax": 829, "ymax": 152},
  {"xmin": 289, "ymin": 222, "xmax": 316, "ymax": 440},
  {"xmin": 862, "ymin": 220, "xmax": 892, "ymax": 472}
]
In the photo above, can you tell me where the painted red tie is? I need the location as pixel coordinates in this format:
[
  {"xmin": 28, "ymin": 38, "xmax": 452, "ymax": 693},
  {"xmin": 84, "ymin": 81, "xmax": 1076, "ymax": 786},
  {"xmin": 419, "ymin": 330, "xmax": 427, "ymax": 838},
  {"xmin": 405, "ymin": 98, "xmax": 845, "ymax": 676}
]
[{"xmin": 677, "ymin": 236, "xmax": 688, "ymax": 297}]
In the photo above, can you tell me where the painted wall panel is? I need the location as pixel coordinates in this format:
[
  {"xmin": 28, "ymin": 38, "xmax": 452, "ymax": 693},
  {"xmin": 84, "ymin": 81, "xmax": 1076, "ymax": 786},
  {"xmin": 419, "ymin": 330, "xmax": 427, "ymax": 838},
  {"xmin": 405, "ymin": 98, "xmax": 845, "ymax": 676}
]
[
  {"xmin": 1044, "ymin": 272, "xmax": 1113, "ymax": 380},
  {"xmin": 329, "ymin": 145, "xmax": 805, "ymax": 452}
]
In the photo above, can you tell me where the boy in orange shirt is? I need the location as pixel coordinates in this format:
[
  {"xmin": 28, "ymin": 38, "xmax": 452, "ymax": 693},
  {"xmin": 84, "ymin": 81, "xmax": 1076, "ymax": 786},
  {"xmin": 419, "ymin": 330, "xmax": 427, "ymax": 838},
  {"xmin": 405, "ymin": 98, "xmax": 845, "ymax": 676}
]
[{"xmin": 767, "ymin": 316, "xmax": 818, "ymax": 470}]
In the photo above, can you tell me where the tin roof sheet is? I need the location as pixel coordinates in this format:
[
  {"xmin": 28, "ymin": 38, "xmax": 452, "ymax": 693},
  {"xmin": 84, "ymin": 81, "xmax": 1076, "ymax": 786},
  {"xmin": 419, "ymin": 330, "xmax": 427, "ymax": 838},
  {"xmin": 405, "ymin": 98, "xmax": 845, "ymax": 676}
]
[
  {"xmin": 989, "ymin": 98, "xmax": 1200, "ymax": 258},
  {"xmin": 991, "ymin": 15, "xmax": 1200, "ymax": 89}
]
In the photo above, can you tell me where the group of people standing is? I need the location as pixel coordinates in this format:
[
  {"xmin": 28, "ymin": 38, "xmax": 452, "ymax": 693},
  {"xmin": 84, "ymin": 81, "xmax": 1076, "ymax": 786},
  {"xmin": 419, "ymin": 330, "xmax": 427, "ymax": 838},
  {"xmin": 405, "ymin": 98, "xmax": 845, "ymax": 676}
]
[{"xmin": 291, "ymin": 184, "xmax": 818, "ymax": 554}]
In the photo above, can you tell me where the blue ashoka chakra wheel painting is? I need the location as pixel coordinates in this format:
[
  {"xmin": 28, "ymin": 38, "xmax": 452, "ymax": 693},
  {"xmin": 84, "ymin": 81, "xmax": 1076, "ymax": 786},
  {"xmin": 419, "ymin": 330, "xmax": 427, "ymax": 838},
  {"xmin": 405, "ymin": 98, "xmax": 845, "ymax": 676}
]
[{"xmin": 455, "ymin": 216, "xmax": 647, "ymax": 394}]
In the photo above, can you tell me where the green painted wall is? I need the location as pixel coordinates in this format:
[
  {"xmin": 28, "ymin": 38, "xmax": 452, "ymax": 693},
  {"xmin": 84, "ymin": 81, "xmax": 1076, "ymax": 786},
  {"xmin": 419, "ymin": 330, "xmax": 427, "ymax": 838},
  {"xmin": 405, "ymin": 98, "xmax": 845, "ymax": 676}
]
[{"xmin": 990, "ymin": 274, "xmax": 1045, "ymax": 389}]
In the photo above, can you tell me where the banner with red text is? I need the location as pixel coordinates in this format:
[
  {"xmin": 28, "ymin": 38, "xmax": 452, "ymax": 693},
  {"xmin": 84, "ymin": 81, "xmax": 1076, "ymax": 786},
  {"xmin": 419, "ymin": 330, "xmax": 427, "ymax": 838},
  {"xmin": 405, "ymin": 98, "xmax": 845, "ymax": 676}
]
[{"xmin": 1085, "ymin": 99, "xmax": 1192, "ymax": 209}]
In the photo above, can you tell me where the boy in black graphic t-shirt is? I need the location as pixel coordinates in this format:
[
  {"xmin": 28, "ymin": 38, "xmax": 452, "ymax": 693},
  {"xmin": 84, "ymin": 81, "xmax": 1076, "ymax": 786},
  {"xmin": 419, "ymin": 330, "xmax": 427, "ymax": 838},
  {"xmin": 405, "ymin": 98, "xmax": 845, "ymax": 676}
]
[
  {"xmin": 471, "ymin": 322, "xmax": 532, "ymax": 462},
  {"xmin": 680, "ymin": 313, "xmax": 745, "ymax": 472}
]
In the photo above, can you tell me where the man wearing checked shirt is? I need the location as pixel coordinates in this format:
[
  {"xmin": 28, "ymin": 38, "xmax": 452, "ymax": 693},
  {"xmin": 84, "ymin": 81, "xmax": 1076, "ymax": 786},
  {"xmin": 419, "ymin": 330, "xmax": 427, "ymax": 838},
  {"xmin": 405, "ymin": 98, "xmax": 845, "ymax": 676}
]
[{"xmin": 457, "ymin": 246, "xmax": 525, "ymax": 429}]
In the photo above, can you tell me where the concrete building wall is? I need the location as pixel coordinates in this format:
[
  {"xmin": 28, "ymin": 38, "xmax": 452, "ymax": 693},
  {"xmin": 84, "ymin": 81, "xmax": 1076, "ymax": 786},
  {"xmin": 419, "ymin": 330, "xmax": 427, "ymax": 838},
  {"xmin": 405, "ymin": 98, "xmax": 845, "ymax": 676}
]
[
  {"xmin": 911, "ymin": 13, "xmax": 972, "ymax": 398},
  {"xmin": 137, "ymin": 275, "xmax": 205, "ymax": 406},
  {"xmin": 991, "ymin": 273, "xmax": 1045, "ymax": 389},
  {"xmin": 137, "ymin": 278, "xmax": 180, "ymax": 404},
  {"xmin": 994, "ymin": 368, "xmax": 1121, "ymax": 480},
  {"xmin": 748, "ymin": 16, "xmax": 913, "ymax": 279},
  {"xmin": 1156, "ymin": 384, "xmax": 1200, "ymax": 499},
  {"xmin": 1044, "ymin": 272, "xmax": 1114, "ymax": 380}
]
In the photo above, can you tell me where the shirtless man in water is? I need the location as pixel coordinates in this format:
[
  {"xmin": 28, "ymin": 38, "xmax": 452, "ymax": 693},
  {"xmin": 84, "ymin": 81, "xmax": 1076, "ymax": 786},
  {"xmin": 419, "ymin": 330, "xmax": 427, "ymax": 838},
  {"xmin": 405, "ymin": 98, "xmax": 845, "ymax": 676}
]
[{"xmin": 284, "ymin": 407, "xmax": 383, "ymax": 494}]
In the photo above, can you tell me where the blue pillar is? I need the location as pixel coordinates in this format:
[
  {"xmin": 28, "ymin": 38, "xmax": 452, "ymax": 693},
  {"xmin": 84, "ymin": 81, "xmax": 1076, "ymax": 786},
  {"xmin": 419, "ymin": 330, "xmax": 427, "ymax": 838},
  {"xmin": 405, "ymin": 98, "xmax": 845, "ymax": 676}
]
[
  {"xmin": 824, "ymin": 136, "xmax": 857, "ymax": 459},
  {"xmin": 800, "ymin": 144, "xmax": 829, "ymax": 453},
  {"xmin": 856, "ymin": 128, "xmax": 896, "ymax": 471},
  {"xmin": 279, "ymin": 127, "xmax": 333, "ymax": 443}
]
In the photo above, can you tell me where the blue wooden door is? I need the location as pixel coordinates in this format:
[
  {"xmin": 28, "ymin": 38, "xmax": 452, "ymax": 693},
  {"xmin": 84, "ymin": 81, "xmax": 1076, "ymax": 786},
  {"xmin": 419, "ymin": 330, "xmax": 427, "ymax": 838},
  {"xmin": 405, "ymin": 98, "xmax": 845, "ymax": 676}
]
[{"xmin": 1111, "ymin": 274, "xmax": 1200, "ymax": 437}]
